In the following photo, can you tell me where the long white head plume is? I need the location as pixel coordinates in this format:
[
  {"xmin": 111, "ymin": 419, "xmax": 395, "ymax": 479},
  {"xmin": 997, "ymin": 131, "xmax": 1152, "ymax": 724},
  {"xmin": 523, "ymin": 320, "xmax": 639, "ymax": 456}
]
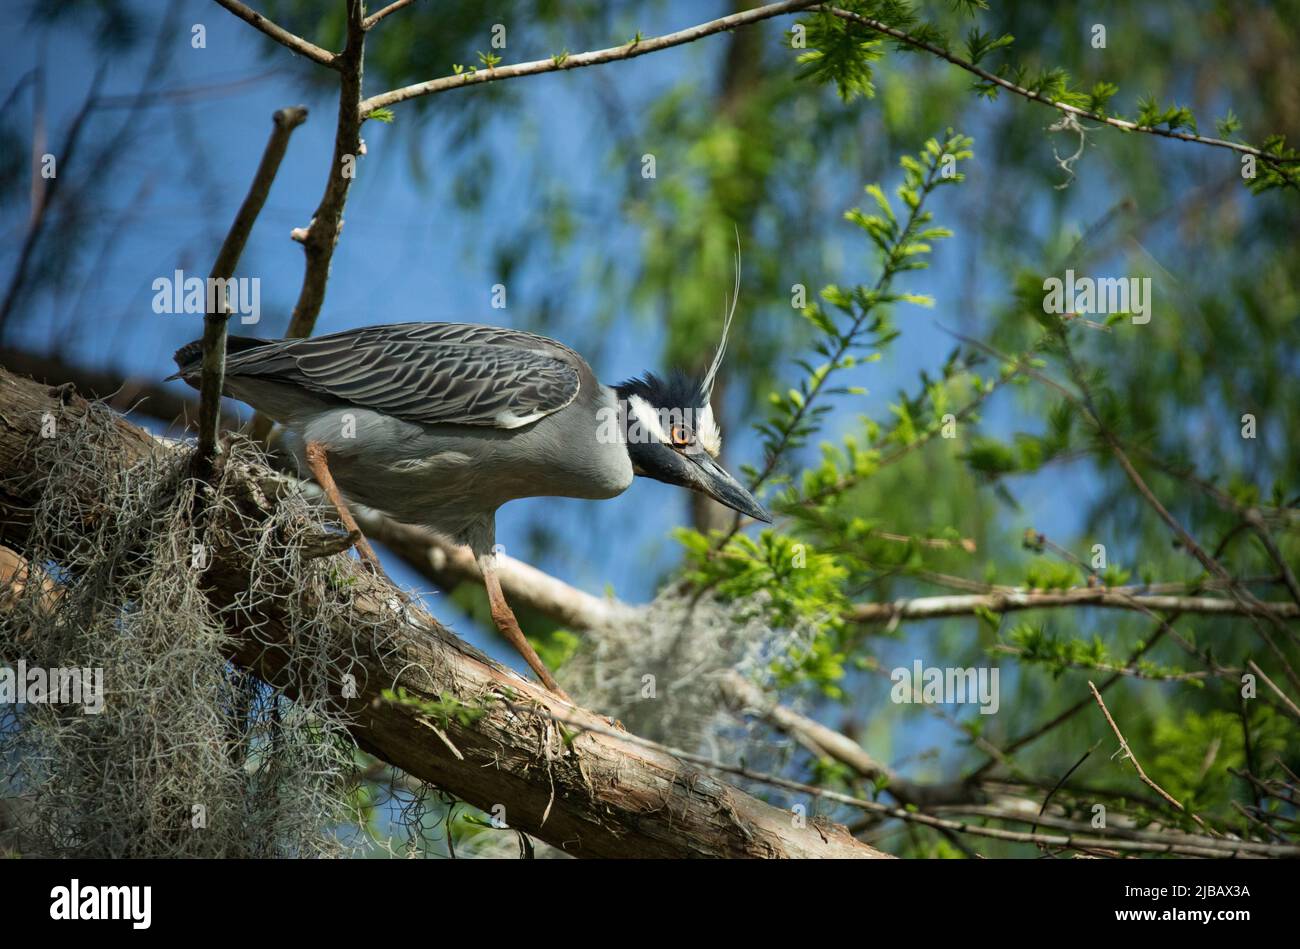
[{"xmin": 700, "ymin": 231, "xmax": 742, "ymax": 406}]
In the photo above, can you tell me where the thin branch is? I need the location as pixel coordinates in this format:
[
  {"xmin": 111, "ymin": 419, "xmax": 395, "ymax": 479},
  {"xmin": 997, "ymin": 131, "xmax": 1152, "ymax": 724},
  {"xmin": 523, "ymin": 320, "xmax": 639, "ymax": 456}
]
[
  {"xmin": 1057, "ymin": 332, "xmax": 1300, "ymax": 695},
  {"xmin": 1088, "ymin": 680, "xmax": 1216, "ymax": 835},
  {"xmin": 356, "ymin": 0, "xmax": 821, "ymax": 116},
  {"xmin": 970, "ymin": 518, "xmax": 1266, "ymax": 779},
  {"xmin": 0, "ymin": 66, "xmax": 105, "ymax": 338},
  {"xmin": 793, "ymin": 355, "xmax": 1031, "ymax": 512},
  {"xmin": 993, "ymin": 644, "xmax": 1234, "ymax": 682},
  {"xmin": 362, "ymin": 0, "xmax": 418, "ymax": 30},
  {"xmin": 212, "ymin": 0, "xmax": 338, "ymax": 68},
  {"xmin": 194, "ymin": 106, "xmax": 308, "ymax": 468},
  {"xmin": 1244, "ymin": 508, "xmax": 1300, "ymax": 609},
  {"xmin": 850, "ymin": 589, "xmax": 1299, "ymax": 624},
  {"xmin": 249, "ymin": 0, "xmax": 365, "ymax": 443},
  {"xmin": 930, "ymin": 803, "xmax": 1300, "ymax": 857},
  {"xmin": 823, "ymin": 5, "xmax": 1298, "ymax": 167},
  {"xmin": 1246, "ymin": 660, "xmax": 1300, "ymax": 723}
]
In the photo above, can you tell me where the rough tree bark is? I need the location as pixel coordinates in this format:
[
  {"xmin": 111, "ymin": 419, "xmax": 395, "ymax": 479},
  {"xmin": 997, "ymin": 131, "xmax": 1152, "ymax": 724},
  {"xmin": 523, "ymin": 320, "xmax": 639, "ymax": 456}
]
[{"xmin": 0, "ymin": 365, "xmax": 886, "ymax": 859}]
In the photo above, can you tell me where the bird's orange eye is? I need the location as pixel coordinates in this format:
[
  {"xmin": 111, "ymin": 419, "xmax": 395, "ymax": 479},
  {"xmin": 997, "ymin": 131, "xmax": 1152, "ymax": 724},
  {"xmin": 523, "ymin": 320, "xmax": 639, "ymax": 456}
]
[{"xmin": 670, "ymin": 424, "xmax": 693, "ymax": 448}]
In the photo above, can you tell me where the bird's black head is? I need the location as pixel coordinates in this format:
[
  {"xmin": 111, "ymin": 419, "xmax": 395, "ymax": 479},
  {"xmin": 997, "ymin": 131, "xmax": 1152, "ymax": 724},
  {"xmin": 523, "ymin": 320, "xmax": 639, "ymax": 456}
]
[
  {"xmin": 612, "ymin": 233, "xmax": 769, "ymax": 523},
  {"xmin": 613, "ymin": 369, "xmax": 771, "ymax": 524}
]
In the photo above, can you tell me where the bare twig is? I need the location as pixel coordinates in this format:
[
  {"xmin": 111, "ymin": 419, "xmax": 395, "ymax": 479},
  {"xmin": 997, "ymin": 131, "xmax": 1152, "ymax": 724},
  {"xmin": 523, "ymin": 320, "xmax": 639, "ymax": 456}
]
[
  {"xmin": 356, "ymin": 0, "xmax": 822, "ymax": 116},
  {"xmin": 195, "ymin": 106, "xmax": 308, "ymax": 469},
  {"xmin": 212, "ymin": 0, "xmax": 338, "ymax": 68},
  {"xmin": 1244, "ymin": 508, "xmax": 1300, "ymax": 609},
  {"xmin": 1246, "ymin": 660, "xmax": 1300, "ymax": 723},
  {"xmin": 362, "ymin": 0, "xmax": 419, "ymax": 30},
  {"xmin": 0, "ymin": 67, "xmax": 104, "ymax": 337},
  {"xmin": 1088, "ymin": 680, "xmax": 1216, "ymax": 834}
]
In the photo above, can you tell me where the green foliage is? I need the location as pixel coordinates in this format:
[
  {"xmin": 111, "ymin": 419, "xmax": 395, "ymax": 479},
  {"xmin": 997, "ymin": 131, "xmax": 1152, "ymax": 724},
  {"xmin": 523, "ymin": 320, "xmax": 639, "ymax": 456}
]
[
  {"xmin": 1150, "ymin": 708, "xmax": 1290, "ymax": 815},
  {"xmin": 1022, "ymin": 557, "xmax": 1080, "ymax": 590},
  {"xmin": 752, "ymin": 131, "xmax": 972, "ymax": 494},
  {"xmin": 1002, "ymin": 624, "xmax": 1195, "ymax": 683},
  {"xmin": 676, "ymin": 528, "xmax": 850, "ymax": 694},
  {"xmin": 795, "ymin": 10, "xmax": 885, "ymax": 102},
  {"xmin": 533, "ymin": 627, "xmax": 581, "ymax": 675},
  {"xmin": 1248, "ymin": 135, "xmax": 1300, "ymax": 194},
  {"xmin": 962, "ymin": 26, "xmax": 1014, "ymax": 66},
  {"xmin": 1086, "ymin": 81, "xmax": 1119, "ymax": 116},
  {"xmin": 1215, "ymin": 108, "xmax": 1241, "ymax": 138},
  {"xmin": 1135, "ymin": 94, "xmax": 1198, "ymax": 133},
  {"xmin": 677, "ymin": 528, "xmax": 849, "ymax": 634}
]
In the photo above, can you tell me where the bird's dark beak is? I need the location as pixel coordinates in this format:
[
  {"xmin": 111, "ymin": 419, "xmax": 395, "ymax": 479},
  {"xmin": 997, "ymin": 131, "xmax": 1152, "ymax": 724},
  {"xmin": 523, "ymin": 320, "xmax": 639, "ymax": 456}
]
[{"xmin": 684, "ymin": 450, "xmax": 772, "ymax": 523}]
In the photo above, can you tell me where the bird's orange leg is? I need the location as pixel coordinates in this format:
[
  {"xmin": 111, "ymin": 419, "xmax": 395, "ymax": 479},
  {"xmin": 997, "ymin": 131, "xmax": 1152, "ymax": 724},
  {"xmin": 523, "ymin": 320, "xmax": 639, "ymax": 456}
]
[
  {"xmin": 303, "ymin": 440, "xmax": 386, "ymax": 577},
  {"xmin": 478, "ymin": 552, "xmax": 572, "ymax": 702}
]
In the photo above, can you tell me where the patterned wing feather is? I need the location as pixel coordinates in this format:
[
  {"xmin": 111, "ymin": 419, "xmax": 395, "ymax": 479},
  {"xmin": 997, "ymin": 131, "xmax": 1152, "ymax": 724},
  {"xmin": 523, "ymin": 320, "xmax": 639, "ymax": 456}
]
[{"xmin": 222, "ymin": 322, "xmax": 582, "ymax": 429}]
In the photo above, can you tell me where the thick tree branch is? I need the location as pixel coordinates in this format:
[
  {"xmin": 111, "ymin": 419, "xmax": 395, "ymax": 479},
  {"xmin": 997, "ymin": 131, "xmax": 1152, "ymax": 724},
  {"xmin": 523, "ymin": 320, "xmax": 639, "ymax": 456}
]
[
  {"xmin": 0, "ymin": 350, "xmax": 239, "ymax": 430},
  {"xmin": 356, "ymin": 0, "xmax": 822, "ymax": 116},
  {"xmin": 552, "ymin": 693, "xmax": 1289, "ymax": 857},
  {"xmin": 0, "ymin": 367, "xmax": 883, "ymax": 859},
  {"xmin": 212, "ymin": 0, "xmax": 338, "ymax": 68}
]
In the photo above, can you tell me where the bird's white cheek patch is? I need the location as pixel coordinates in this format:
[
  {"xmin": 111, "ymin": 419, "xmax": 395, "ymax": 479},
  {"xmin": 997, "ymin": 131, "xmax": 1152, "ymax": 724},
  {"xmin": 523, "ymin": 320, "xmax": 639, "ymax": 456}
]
[
  {"xmin": 627, "ymin": 394, "xmax": 671, "ymax": 444},
  {"xmin": 697, "ymin": 404, "xmax": 722, "ymax": 457}
]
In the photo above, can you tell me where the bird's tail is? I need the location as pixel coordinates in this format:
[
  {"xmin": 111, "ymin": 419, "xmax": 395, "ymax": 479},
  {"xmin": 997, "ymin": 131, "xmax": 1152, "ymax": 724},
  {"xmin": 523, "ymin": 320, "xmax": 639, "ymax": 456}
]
[{"xmin": 166, "ymin": 335, "xmax": 275, "ymax": 382}]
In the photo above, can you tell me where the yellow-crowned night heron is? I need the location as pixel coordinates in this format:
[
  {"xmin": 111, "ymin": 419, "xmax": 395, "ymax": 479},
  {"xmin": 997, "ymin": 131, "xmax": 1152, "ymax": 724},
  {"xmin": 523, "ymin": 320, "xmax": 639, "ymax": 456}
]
[{"xmin": 169, "ymin": 314, "xmax": 768, "ymax": 701}]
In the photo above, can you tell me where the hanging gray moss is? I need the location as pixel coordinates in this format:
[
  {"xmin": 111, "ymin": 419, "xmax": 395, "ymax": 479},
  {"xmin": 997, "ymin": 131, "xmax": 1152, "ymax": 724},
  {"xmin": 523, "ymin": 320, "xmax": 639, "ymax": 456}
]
[{"xmin": 0, "ymin": 403, "xmax": 381, "ymax": 857}]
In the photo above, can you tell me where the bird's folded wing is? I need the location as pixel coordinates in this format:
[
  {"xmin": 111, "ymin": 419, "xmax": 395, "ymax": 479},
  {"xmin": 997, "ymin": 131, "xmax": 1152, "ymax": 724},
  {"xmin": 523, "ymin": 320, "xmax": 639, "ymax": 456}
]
[{"xmin": 223, "ymin": 324, "xmax": 581, "ymax": 429}]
